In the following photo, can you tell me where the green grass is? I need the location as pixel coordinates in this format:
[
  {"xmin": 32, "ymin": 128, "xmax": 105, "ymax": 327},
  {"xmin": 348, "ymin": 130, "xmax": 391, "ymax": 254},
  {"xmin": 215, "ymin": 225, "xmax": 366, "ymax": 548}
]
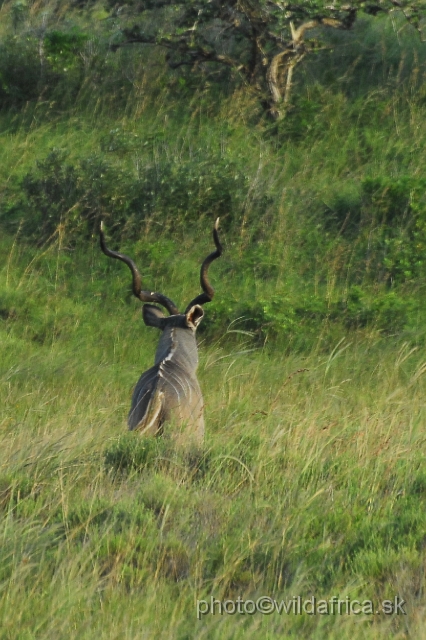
[
  {"xmin": 1, "ymin": 234, "xmax": 426, "ymax": 638},
  {"xmin": 1, "ymin": 3, "xmax": 426, "ymax": 637}
]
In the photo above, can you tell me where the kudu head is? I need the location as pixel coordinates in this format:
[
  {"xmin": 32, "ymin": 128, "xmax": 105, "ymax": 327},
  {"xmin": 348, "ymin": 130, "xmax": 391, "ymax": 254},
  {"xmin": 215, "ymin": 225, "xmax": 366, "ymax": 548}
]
[
  {"xmin": 99, "ymin": 219, "xmax": 222, "ymax": 445},
  {"xmin": 99, "ymin": 218, "xmax": 222, "ymax": 331}
]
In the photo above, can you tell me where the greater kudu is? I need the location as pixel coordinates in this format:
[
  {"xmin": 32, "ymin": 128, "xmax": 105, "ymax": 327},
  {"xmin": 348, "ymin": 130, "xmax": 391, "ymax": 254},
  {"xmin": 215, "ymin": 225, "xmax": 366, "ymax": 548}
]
[{"xmin": 100, "ymin": 220, "xmax": 222, "ymax": 447}]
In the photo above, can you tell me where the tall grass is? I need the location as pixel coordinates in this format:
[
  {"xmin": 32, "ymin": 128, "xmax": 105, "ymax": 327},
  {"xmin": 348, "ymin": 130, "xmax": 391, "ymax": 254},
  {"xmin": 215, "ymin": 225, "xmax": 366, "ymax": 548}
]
[
  {"xmin": 1, "ymin": 223, "xmax": 426, "ymax": 638},
  {"xmin": 1, "ymin": 4, "xmax": 426, "ymax": 637}
]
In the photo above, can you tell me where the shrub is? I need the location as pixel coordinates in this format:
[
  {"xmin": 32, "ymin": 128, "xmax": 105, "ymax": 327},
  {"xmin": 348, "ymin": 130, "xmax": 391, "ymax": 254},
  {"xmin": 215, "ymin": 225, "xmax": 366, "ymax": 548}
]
[
  {"xmin": 321, "ymin": 175, "xmax": 426, "ymax": 282},
  {"xmin": 340, "ymin": 287, "xmax": 411, "ymax": 333},
  {"xmin": 0, "ymin": 36, "xmax": 43, "ymax": 106},
  {"xmin": 1, "ymin": 147, "xmax": 259, "ymax": 242},
  {"xmin": 44, "ymin": 28, "xmax": 89, "ymax": 73}
]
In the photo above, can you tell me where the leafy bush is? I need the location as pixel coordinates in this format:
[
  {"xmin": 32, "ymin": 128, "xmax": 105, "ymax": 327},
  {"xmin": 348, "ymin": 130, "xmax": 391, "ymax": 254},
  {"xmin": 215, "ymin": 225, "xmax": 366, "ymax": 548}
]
[
  {"xmin": 322, "ymin": 183, "xmax": 363, "ymax": 234},
  {"xmin": 340, "ymin": 287, "xmax": 412, "ymax": 333},
  {"xmin": 0, "ymin": 28, "xmax": 93, "ymax": 110},
  {"xmin": 362, "ymin": 176, "xmax": 426, "ymax": 281},
  {"xmin": 205, "ymin": 286, "xmax": 412, "ymax": 349},
  {"xmin": 0, "ymin": 24, "xmax": 137, "ymax": 114},
  {"xmin": 44, "ymin": 28, "xmax": 89, "ymax": 73},
  {"xmin": 322, "ymin": 175, "xmax": 426, "ymax": 282},
  {"xmin": 0, "ymin": 36, "xmax": 43, "ymax": 106},
  {"xmin": 1, "ymin": 147, "xmax": 258, "ymax": 242}
]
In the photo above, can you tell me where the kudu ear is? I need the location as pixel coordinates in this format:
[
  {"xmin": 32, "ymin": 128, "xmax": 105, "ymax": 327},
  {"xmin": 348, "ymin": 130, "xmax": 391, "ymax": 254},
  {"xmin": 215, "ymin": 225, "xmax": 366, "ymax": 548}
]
[
  {"xmin": 143, "ymin": 304, "xmax": 167, "ymax": 329},
  {"xmin": 186, "ymin": 304, "xmax": 204, "ymax": 329}
]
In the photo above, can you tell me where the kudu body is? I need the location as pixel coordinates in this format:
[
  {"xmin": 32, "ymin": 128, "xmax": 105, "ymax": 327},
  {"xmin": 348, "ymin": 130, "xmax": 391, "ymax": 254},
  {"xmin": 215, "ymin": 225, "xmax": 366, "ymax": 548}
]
[{"xmin": 100, "ymin": 220, "xmax": 222, "ymax": 447}]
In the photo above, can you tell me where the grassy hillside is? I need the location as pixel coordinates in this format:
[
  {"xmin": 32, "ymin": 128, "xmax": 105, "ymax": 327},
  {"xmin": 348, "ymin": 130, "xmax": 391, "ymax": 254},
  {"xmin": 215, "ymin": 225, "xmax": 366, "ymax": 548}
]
[{"xmin": 1, "ymin": 2, "xmax": 426, "ymax": 638}]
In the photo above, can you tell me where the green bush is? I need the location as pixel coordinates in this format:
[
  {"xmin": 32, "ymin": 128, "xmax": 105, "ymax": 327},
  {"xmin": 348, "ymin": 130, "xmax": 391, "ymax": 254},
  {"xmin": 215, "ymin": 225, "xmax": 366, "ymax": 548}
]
[
  {"xmin": 44, "ymin": 28, "xmax": 89, "ymax": 73},
  {"xmin": 322, "ymin": 183, "xmax": 363, "ymax": 234},
  {"xmin": 0, "ymin": 28, "xmax": 92, "ymax": 110},
  {"xmin": 340, "ymin": 287, "xmax": 411, "ymax": 333},
  {"xmin": 0, "ymin": 36, "xmax": 43, "ymax": 106},
  {"xmin": 321, "ymin": 175, "xmax": 426, "ymax": 282},
  {"xmin": 362, "ymin": 176, "xmax": 426, "ymax": 281},
  {"xmin": 1, "ymin": 147, "xmax": 258, "ymax": 242},
  {"xmin": 205, "ymin": 285, "xmax": 412, "ymax": 349}
]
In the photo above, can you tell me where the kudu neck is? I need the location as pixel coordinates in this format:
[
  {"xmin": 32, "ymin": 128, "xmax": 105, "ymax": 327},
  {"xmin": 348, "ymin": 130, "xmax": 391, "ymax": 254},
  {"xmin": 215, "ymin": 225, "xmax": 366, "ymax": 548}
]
[{"xmin": 154, "ymin": 324, "xmax": 199, "ymax": 370}]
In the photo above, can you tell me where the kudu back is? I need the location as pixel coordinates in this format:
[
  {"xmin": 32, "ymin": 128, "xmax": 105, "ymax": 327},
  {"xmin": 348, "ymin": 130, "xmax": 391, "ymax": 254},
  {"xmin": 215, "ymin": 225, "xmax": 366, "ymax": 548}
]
[{"xmin": 100, "ymin": 220, "xmax": 222, "ymax": 447}]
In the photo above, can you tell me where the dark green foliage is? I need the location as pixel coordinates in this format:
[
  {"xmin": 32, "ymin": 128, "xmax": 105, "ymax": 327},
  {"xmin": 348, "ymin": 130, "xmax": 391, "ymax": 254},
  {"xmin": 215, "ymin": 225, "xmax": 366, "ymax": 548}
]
[
  {"xmin": 10, "ymin": 1, "xmax": 28, "ymax": 32},
  {"xmin": 1, "ymin": 147, "xmax": 256, "ymax": 242},
  {"xmin": 0, "ymin": 26, "xmax": 133, "ymax": 114},
  {"xmin": 365, "ymin": 176, "xmax": 426, "ymax": 280},
  {"xmin": 44, "ymin": 28, "xmax": 89, "ymax": 72},
  {"xmin": 206, "ymin": 287, "xmax": 412, "ymax": 348},
  {"xmin": 106, "ymin": 0, "xmax": 426, "ymax": 119},
  {"xmin": 0, "ymin": 36, "xmax": 43, "ymax": 106},
  {"xmin": 20, "ymin": 150, "xmax": 81, "ymax": 239},
  {"xmin": 321, "ymin": 176, "xmax": 426, "ymax": 282},
  {"xmin": 408, "ymin": 469, "xmax": 426, "ymax": 496},
  {"xmin": 338, "ymin": 287, "xmax": 412, "ymax": 333},
  {"xmin": 322, "ymin": 184, "xmax": 363, "ymax": 235},
  {"xmin": 0, "ymin": 28, "xmax": 91, "ymax": 110},
  {"xmin": 273, "ymin": 94, "xmax": 325, "ymax": 142},
  {"xmin": 361, "ymin": 176, "xmax": 416, "ymax": 225}
]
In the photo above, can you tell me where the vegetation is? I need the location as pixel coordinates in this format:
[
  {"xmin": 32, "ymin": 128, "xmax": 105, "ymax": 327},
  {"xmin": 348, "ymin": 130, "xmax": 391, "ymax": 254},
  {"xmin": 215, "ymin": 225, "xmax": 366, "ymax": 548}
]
[
  {"xmin": 1, "ymin": 0, "xmax": 426, "ymax": 637},
  {"xmin": 108, "ymin": 0, "xmax": 426, "ymax": 116}
]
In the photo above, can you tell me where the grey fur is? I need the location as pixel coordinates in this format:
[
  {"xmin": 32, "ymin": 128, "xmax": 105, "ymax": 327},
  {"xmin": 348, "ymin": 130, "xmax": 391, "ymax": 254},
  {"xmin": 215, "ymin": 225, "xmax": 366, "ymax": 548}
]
[
  {"xmin": 100, "ymin": 219, "xmax": 222, "ymax": 448},
  {"xmin": 128, "ymin": 305, "xmax": 205, "ymax": 446}
]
